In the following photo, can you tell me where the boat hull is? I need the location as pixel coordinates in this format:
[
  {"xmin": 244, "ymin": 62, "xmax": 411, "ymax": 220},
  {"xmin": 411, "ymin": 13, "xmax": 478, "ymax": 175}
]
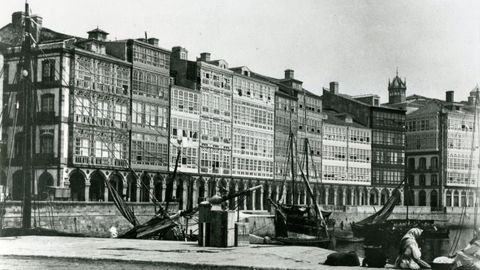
[
  {"xmin": 274, "ymin": 237, "xmax": 330, "ymax": 248},
  {"xmin": 273, "ymin": 205, "xmax": 332, "ymax": 248},
  {"xmin": 352, "ymin": 219, "xmax": 449, "ymax": 246}
]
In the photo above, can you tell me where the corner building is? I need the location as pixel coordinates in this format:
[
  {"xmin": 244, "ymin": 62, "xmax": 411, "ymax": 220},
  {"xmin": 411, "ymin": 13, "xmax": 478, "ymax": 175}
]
[
  {"xmin": 322, "ymin": 82, "xmax": 406, "ymax": 205},
  {"xmin": 0, "ymin": 12, "xmax": 172, "ymax": 204},
  {"xmin": 230, "ymin": 66, "xmax": 275, "ymax": 180},
  {"xmin": 106, "ymin": 37, "xmax": 171, "ymax": 203},
  {"xmin": 321, "ymin": 109, "xmax": 373, "ymax": 206},
  {"xmin": 403, "ymin": 91, "xmax": 479, "ymax": 207},
  {"xmin": 253, "ymin": 69, "xmax": 323, "ymax": 207}
]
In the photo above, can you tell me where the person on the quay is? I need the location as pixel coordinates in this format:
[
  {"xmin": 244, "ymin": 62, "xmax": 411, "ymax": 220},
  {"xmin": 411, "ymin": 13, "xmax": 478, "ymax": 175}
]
[
  {"xmin": 451, "ymin": 230, "xmax": 480, "ymax": 270},
  {"xmin": 395, "ymin": 228, "xmax": 431, "ymax": 269}
]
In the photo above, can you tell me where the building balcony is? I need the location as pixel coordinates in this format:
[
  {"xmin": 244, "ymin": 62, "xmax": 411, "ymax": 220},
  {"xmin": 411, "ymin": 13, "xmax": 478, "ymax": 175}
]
[
  {"xmin": 36, "ymin": 111, "xmax": 57, "ymax": 124},
  {"xmin": 33, "ymin": 153, "xmax": 57, "ymax": 165},
  {"xmin": 408, "ymin": 166, "xmax": 439, "ymax": 173},
  {"xmin": 72, "ymin": 156, "xmax": 127, "ymax": 168}
]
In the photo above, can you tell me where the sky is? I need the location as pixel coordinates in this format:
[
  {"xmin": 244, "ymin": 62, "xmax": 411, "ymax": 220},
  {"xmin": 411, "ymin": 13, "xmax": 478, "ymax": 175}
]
[{"xmin": 1, "ymin": 0, "xmax": 479, "ymax": 102}]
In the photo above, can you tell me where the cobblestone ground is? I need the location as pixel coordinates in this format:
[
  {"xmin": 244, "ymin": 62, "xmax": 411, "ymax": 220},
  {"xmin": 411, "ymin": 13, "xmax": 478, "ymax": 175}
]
[
  {"xmin": 0, "ymin": 236, "xmax": 340, "ymax": 270},
  {"xmin": 0, "ymin": 256, "xmax": 174, "ymax": 270}
]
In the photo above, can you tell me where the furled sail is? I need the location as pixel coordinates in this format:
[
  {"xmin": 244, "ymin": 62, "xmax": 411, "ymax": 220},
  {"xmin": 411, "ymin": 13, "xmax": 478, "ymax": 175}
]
[
  {"xmin": 105, "ymin": 179, "xmax": 139, "ymax": 226},
  {"xmin": 355, "ymin": 187, "xmax": 401, "ymax": 226}
]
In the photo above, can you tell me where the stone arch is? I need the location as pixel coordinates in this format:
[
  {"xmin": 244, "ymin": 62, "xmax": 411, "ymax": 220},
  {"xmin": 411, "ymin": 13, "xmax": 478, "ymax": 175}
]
[
  {"xmin": 361, "ymin": 188, "xmax": 368, "ymax": 205},
  {"xmin": 246, "ymin": 181, "xmax": 253, "ymax": 210},
  {"xmin": 165, "ymin": 174, "xmax": 174, "ymax": 203},
  {"xmin": 446, "ymin": 190, "xmax": 452, "ymax": 206},
  {"xmin": 69, "ymin": 169, "xmax": 85, "ymax": 201},
  {"xmin": 318, "ymin": 185, "xmax": 325, "ymax": 205},
  {"xmin": 108, "ymin": 172, "xmax": 124, "ymax": 202},
  {"xmin": 270, "ymin": 182, "xmax": 278, "ymax": 202},
  {"xmin": 197, "ymin": 177, "xmax": 206, "ymax": 204},
  {"xmin": 263, "ymin": 181, "xmax": 270, "ymax": 211},
  {"xmin": 286, "ymin": 184, "xmax": 292, "ymax": 205},
  {"xmin": 380, "ymin": 189, "xmax": 389, "ymax": 205},
  {"xmin": 430, "ymin": 190, "xmax": 438, "ymax": 207},
  {"xmin": 238, "ymin": 180, "xmax": 245, "ymax": 210},
  {"xmin": 187, "ymin": 176, "xmax": 196, "ymax": 210},
  {"xmin": 176, "ymin": 176, "xmax": 185, "ymax": 209},
  {"xmin": 126, "ymin": 173, "xmax": 137, "ymax": 202},
  {"xmin": 12, "ymin": 170, "xmax": 23, "ymax": 200},
  {"xmin": 468, "ymin": 191, "xmax": 474, "ymax": 207},
  {"xmin": 346, "ymin": 187, "xmax": 352, "ymax": 205},
  {"xmin": 219, "ymin": 178, "xmax": 228, "ymax": 196},
  {"xmin": 418, "ymin": 190, "xmax": 427, "ymax": 206},
  {"xmin": 228, "ymin": 179, "xmax": 236, "ymax": 210},
  {"xmin": 255, "ymin": 181, "xmax": 262, "ymax": 210},
  {"xmin": 89, "ymin": 170, "xmax": 106, "ymax": 201},
  {"xmin": 337, "ymin": 187, "xmax": 343, "ymax": 206},
  {"xmin": 369, "ymin": 188, "xmax": 379, "ymax": 205},
  {"xmin": 140, "ymin": 173, "xmax": 151, "ymax": 202},
  {"xmin": 461, "ymin": 190, "xmax": 467, "ymax": 207},
  {"xmin": 153, "ymin": 174, "xmax": 163, "ymax": 203},
  {"xmin": 208, "ymin": 178, "xmax": 217, "ymax": 197},
  {"xmin": 300, "ymin": 187, "xmax": 306, "ymax": 205},
  {"xmin": 328, "ymin": 187, "xmax": 335, "ymax": 205},
  {"xmin": 37, "ymin": 171, "xmax": 54, "ymax": 200},
  {"xmin": 453, "ymin": 190, "xmax": 460, "ymax": 207},
  {"xmin": 392, "ymin": 189, "xmax": 401, "ymax": 205},
  {"xmin": 407, "ymin": 189, "xmax": 415, "ymax": 206}
]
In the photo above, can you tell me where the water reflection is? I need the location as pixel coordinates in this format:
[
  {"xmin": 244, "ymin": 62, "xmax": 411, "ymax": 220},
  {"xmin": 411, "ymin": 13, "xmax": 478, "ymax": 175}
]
[{"xmin": 334, "ymin": 229, "xmax": 474, "ymax": 263}]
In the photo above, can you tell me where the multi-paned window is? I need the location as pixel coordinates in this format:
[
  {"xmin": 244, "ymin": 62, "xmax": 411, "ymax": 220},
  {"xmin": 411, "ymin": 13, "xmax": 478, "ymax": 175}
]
[
  {"xmin": 40, "ymin": 94, "xmax": 54, "ymax": 112},
  {"xmin": 132, "ymin": 69, "xmax": 169, "ymax": 97},
  {"xmin": 41, "ymin": 59, "xmax": 56, "ymax": 82},
  {"xmin": 171, "ymin": 88, "xmax": 200, "ymax": 114},
  {"xmin": 75, "ymin": 96, "xmax": 90, "ymax": 116},
  {"xmin": 131, "ymin": 133, "xmax": 168, "ymax": 167},
  {"xmin": 132, "ymin": 45, "xmax": 170, "ymax": 70},
  {"xmin": 40, "ymin": 130, "xmax": 54, "ymax": 154},
  {"xmin": 114, "ymin": 103, "xmax": 127, "ymax": 122}
]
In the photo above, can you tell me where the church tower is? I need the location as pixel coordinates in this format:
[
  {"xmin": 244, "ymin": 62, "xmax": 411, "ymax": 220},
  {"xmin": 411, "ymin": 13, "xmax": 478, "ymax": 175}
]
[{"xmin": 388, "ymin": 69, "xmax": 406, "ymax": 104}]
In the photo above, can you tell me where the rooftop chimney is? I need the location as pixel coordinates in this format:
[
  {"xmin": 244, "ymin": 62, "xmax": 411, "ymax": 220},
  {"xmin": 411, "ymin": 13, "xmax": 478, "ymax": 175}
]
[
  {"xmin": 200, "ymin": 52, "xmax": 211, "ymax": 62},
  {"xmin": 446, "ymin": 90, "xmax": 454, "ymax": 103},
  {"xmin": 12, "ymin": 11, "xmax": 24, "ymax": 29},
  {"xmin": 147, "ymin": 38, "xmax": 159, "ymax": 47},
  {"xmin": 31, "ymin": 15, "xmax": 43, "ymax": 43},
  {"xmin": 284, "ymin": 69, "xmax": 294, "ymax": 79},
  {"xmin": 330, "ymin": 81, "xmax": 339, "ymax": 94},
  {"xmin": 87, "ymin": 28, "xmax": 109, "ymax": 41},
  {"xmin": 172, "ymin": 46, "xmax": 188, "ymax": 60}
]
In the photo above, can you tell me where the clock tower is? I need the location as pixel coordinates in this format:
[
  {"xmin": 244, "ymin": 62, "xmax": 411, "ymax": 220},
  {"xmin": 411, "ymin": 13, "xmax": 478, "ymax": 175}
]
[{"xmin": 388, "ymin": 69, "xmax": 406, "ymax": 104}]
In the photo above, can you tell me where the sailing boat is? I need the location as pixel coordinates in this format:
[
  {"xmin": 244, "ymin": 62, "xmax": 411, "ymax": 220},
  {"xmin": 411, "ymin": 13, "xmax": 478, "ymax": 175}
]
[{"xmin": 269, "ymin": 97, "xmax": 331, "ymax": 248}]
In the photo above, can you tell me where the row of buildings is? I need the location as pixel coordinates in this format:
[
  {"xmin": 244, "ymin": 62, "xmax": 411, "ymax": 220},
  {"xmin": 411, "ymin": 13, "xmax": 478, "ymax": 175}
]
[{"xmin": 0, "ymin": 10, "xmax": 478, "ymax": 211}]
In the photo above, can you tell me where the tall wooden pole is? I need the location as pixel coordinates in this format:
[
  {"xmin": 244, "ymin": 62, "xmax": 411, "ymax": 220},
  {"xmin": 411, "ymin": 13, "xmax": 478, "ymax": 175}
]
[{"xmin": 21, "ymin": 2, "xmax": 33, "ymax": 229}]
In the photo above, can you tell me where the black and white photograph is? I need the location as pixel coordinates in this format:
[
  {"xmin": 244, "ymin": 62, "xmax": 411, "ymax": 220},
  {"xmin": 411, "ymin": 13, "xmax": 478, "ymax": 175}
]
[{"xmin": 0, "ymin": 0, "xmax": 479, "ymax": 269}]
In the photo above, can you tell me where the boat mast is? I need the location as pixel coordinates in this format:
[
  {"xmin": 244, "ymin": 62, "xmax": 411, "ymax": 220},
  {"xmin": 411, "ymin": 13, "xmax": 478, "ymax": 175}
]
[
  {"xmin": 21, "ymin": 1, "xmax": 33, "ymax": 229},
  {"xmin": 406, "ymin": 180, "xmax": 409, "ymax": 225},
  {"xmin": 474, "ymin": 88, "xmax": 479, "ymax": 235},
  {"xmin": 303, "ymin": 91, "xmax": 309, "ymax": 183},
  {"xmin": 289, "ymin": 105, "xmax": 296, "ymax": 204}
]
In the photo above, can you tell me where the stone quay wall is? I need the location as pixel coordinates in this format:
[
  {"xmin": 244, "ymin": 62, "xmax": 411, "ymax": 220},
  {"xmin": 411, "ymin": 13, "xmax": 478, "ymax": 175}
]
[
  {"xmin": 0, "ymin": 201, "xmax": 178, "ymax": 237},
  {"xmin": 0, "ymin": 202, "xmax": 475, "ymax": 237}
]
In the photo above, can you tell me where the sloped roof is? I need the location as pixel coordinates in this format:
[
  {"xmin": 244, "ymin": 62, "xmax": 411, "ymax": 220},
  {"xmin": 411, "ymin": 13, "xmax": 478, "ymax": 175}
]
[
  {"xmin": 251, "ymin": 71, "xmax": 321, "ymax": 99},
  {"xmin": 0, "ymin": 23, "xmax": 76, "ymax": 46},
  {"xmin": 322, "ymin": 109, "xmax": 367, "ymax": 129},
  {"xmin": 389, "ymin": 75, "xmax": 406, "ymax": 89},
  {"xmin": 87, "ymin": 27, "xmax": 109, "ymax": 35}
]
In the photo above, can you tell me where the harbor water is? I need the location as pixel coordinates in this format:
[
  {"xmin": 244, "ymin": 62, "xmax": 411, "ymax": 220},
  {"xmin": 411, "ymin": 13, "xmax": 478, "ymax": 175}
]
[{"xmin": 334, "ymin": 228, "xmax": 474, "ymax": 264}]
